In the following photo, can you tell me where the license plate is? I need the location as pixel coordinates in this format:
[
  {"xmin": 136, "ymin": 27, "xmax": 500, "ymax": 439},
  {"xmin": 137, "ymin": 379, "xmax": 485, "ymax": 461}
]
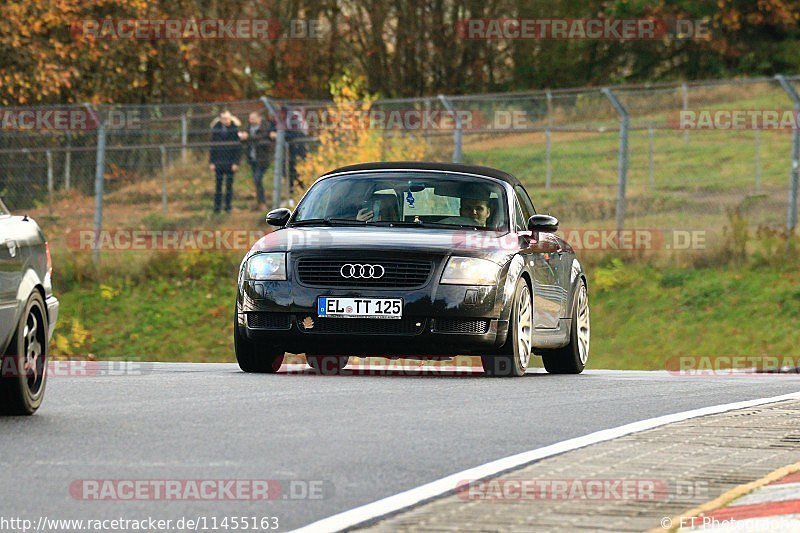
[{"xmin": 317, "ymin": 297, "xmax": 403, "ymax": 319}]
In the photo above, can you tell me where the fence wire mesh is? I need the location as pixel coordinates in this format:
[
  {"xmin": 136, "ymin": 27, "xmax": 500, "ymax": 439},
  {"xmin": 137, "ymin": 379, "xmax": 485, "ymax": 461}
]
[{"xmin": 1, "ymin": 75, "xmax": 799, "ymax": 262}]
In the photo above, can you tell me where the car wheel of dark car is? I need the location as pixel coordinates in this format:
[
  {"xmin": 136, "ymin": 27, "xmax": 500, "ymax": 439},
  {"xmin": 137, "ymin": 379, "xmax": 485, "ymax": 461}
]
[
  {"xmin": 306, "ymin": 355, "xmax": 349, "ymax": 375},
  {"xmin": 0, "ymin": 292, "xmax": 48, "ymax": 415},
  {"xmin": 482, "ymin": 277, "xmax": 532, "ymax": 377},
  {"xmin": 541, "ymin": 279, "xmax": 589, "ymax": 374},
  {"xmin": 234, "ymin": 313, "xmax": 284, "ymax": 373}
]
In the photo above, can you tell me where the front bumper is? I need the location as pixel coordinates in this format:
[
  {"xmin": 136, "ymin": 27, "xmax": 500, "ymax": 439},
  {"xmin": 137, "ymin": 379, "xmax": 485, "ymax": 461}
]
[
  {"xmin": 236, "ymin": 279, "xmax": 511, "ymax": 356},
  {"xmin": 45, "ymin": 295, "xmax": 59, "ymax": 341}
]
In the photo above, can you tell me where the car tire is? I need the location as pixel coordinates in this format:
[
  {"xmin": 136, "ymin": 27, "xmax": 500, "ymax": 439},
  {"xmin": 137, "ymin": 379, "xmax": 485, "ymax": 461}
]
[
  {"xmin": 234, "ymin": 312, "xmax": 284, "ymax": 373},
  {"xmin": 541, "ymin": 279, "xmax": 590, "ymax": 374},
  {"xmin": 306, "ymin": 355, "xmax": 349, "ymax": 375},
  {"xmin": 0, "ymin": 292, "xmax": 48, "ymax": 415},
  {"xmin": 482, "ymin": 277, "xmax": 532, "ymax": 377}
]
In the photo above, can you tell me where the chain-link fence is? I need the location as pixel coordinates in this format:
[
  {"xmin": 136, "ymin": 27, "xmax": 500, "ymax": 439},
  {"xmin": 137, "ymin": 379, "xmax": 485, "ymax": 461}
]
[{"xmin": 1, "ymin": 75, "xmax": 798, "ymax": 261}]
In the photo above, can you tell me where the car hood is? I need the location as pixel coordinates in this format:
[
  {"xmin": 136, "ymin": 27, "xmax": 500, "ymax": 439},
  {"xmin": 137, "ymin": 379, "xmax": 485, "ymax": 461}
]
[{"xmin": 249, "ymin": 226, "xmax": 519, "ymax": 263}]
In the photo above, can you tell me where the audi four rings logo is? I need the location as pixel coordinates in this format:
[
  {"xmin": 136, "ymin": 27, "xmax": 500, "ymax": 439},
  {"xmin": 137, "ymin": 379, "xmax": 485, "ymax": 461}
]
[{"xmin": 340, "ymin": 263, "xmax": 386, "ymax": 279}]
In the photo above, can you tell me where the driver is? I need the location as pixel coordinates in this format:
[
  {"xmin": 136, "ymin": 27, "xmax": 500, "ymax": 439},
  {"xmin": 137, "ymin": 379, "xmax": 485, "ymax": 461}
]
[
  {"xmin": 459, "ymin": 184, "xmax": 492, "ymax": 226},
  {"xmin": 460, "ymin": 198, "xmax": 491, "ymax": 226}
]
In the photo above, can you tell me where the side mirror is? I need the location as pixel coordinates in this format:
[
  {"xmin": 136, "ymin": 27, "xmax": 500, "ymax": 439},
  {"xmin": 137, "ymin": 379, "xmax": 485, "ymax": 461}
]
[
  {"xmin": 266, "ymin": 208, "xmax": 291, "ymax": 227},
  {"xmin": 527, "ymin": 214, "xmax": 559, "ymax": 233}
]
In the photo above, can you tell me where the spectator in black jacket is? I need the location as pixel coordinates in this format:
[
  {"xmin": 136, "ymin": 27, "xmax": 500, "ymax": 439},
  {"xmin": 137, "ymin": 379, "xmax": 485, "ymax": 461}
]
[
  {"xmin": 209, "ymin": 110, "xmax": 242, "ymax": 213},
  {"xmin": 285, "ymin": 128, "xmax": 307, "ymax": 199},
  {"xmin": 238, "ymin": 111, "xmax": 275, "ymax": 209}
]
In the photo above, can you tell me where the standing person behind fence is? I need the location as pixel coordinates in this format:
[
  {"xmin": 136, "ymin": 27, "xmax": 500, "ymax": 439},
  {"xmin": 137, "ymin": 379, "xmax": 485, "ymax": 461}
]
[
  {"xmin": 238, "ymin": 111, "xmax": 276, "ymax": 210},
  {"xmin": 284, "ymin": 109, "xmax": 309, "ymax": 204},
  {"xmin": 209, "ymin": 110, "xmax": 242, "ymax": 213}
]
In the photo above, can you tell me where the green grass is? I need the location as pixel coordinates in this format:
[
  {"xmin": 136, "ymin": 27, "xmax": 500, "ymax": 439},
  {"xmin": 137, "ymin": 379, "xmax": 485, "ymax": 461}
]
[
  {"xmin": 51, "ymin": 251, "xmax": 243, "ymax": 362},
  {"xmin": 56, "ymin": 276, "xmax": 237, "ymax": 362},
  {"xmin": 588, "ymin": 262, "xmax": 800, "ymax": 369},
  {"xmin": 463, "ymin": 129, "xmax": 790, "ymax": 222},
  {"xmin": 455, "ymin": 96, "xmax": 795, "ymax": 237}
]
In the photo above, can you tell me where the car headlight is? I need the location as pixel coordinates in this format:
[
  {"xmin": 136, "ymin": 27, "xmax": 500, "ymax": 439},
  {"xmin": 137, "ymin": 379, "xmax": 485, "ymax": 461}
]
[
  {"xmin": 245, "ymin": 253, "xmax": 287, "ymax": 281},
  {"xmin": 440, "ymin": 257, "xmax": 500, "ymax": 285}
]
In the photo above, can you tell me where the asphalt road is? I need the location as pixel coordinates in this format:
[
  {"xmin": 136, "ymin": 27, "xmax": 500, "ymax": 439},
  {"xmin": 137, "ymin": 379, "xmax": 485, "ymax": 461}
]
[{"xmin": 2, "ymin": 362, "xmax": 800, "ymax": 531}]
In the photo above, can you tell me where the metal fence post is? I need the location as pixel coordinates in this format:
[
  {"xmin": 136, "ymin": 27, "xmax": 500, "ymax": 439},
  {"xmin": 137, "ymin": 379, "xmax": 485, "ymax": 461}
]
[
  {"xmin": 64, "ymin": 132, "xmax": 71, "ymax": 192},
  {"xmin": 755, "ymin": 129, "xmax": 761, "ymax": 194},
  {"xmin": 648, "ymin": 126, "xmax": 655, "ymax": 189},
  {"xmin": 681, "ymin": 82, "xmax": 689, "ymax": 144},
  {"xmin": 285, "ymin": 140, "xmax": 292, "ymax": 206},
  {"xmin": 284, "ymin": 140, "xmax": 290, "ymax": 203},
  {"xmin": 46, "ymin": 150, "xmax": 53, "ymax": 215},
  {"xmin": 545, "ymin": 89, "xmax": 552, "ymax": 190},
  {"xmin": 180, "ymin": 112, "xmax": 188, "ymax": 163},
  {"xmin": 89, "ymin": 104, "xmax": 106, "ymax": 265},
  {"xmin": 602, "ymin": 88, "xmax": 630, "ymax": 233},
  {"xmin": 160, "ymin": 145, "xmax": 168, "ymax": 213},
  {"xmin": 423, "ymin": 97, "xmax": 431, "ymax": 142},
  {"xmin": 776, "ymin": 75, "xmax": 799, "ymax": 232},
  {"xmin": 438, "ymin": 95, "xmax": 462, "ymax": 163},
  {"xmin": 260, "ymin": 96, "xmax": 285, "ymax": 210}
]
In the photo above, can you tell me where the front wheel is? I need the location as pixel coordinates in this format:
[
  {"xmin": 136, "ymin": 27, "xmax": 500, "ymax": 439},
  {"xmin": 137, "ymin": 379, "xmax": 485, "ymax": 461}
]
[
  {"xmin": 0, "ymin": 292, "xmax": 49, "ymax": 415},
  {"xmin": 541, "ymin": 279, "xmax": 590, "ymax": 374},
  {"xmin": 234, "ymin": 312, "xmax": 284, "ymax": 373},
  {"xmin": 482, "ymin": 277, "xmax": 532, "ymax": 377}
]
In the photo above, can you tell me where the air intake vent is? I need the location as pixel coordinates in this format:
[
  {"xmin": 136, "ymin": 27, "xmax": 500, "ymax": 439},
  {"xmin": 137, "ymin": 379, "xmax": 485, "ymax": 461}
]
[
  {"xmin": 434, "ymin": 318, "xmax": 490, "ymax": 334},
  {"xmin": 247, "ymin": 312, "xmax": 291, "ymax": 330},
  {"xmin": 297, "ymin": 258, "xmax": 432, "ymax": 288}
]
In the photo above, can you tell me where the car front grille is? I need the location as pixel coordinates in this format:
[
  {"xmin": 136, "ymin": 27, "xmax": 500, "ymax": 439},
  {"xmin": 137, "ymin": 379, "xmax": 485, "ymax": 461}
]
[
  {"xmin": 247, "ymin": 312, "xmax": 291, "ymax": 330},
  {"xmin": 296, "ymin": 258, "xmax": 433, "ymax": 288},
  {"xmin": 299, "ymin": 316, "xmax": 426, "ymax": 335},
  {"xmin": 434, "ymin": 318, "xmax": 490, "ymax": 334}
]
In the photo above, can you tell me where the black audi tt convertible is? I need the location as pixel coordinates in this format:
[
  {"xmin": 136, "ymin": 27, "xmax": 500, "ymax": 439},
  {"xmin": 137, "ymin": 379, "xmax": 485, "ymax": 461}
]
[{"xmin": 235, "ymin": 162, "xmax": 589, "ymax": 377}]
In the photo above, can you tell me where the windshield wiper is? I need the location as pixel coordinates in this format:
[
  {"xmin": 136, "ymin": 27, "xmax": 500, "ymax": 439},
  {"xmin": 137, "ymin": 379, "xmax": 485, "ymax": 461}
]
[
  {"xmin": 369, "ymin": 220, "xmax": 427, "ymax": 227},
  {"xmin": 368, "ymin": 220, "xmax": 491, "ymax": 230},
  {"xmin": 290, "ymin": 218, "xmax": 367, "ymax": 227},
  {"xmin": 430, "ymin": 223, "xmax": 486, "ymax": 230},
  {"xmin": 291, "ymin": 218, "xmax": 490, "ymax": 230}
]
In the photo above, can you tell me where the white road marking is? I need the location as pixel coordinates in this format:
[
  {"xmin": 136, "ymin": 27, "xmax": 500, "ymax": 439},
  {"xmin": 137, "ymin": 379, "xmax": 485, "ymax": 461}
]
[{"xmin": 291, "ymin": 391, "xmax": 800, "ymax": 533}]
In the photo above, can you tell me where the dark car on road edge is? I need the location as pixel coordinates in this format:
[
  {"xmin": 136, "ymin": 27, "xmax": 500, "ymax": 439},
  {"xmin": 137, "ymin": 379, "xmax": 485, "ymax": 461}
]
[
  {"xmin": 0, "ymin": 198, "xmax": 58, "ymax": 414},
  {"xmin": 235, "ymin": 162, "xmax": 589, "ymax": 377}
]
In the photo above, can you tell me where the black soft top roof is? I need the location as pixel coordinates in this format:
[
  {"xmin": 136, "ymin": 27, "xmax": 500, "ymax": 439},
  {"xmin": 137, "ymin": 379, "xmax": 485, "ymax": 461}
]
[{"xmin": 320, "ymin": 161, "xmax": 521, "ymax": 186}]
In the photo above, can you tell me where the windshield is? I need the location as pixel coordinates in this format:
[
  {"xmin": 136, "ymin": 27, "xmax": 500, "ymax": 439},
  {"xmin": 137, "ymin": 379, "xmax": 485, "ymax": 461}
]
[{"xmin": 292, "ymin": 172, "xmax": 508, "ymax": 231}]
